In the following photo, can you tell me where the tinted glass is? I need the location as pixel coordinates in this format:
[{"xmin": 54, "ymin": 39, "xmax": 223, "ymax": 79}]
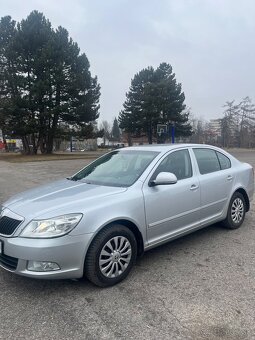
[
  {"xmin": 216, "ymin": 151, "xmax": 231, "ymax": 170},
  {"xmin": 72, "ymin": 150, "xmax": 159, "ymax": 187},
  {"xmin": 153, "ymin": 149, "xmax": 192, "ymax": 180},
  {"xmin": 193, "ymin": 148, "xmax": 221, "ymax": 174}
]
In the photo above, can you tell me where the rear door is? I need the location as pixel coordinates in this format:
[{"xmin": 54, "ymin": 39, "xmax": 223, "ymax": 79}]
[{"xmin": 192, "ymin": 148, "xmax": 234, "ymax": 224}]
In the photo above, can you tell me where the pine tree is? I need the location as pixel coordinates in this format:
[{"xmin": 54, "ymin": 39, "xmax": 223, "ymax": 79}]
[
  {"xmin": 111, "ymin": 117, "xmax": 120, "ymax": 141},
  {"xmin": 119, "ymin": 63, "xmax": 191, "ymax": 144},
  {"xmin": 0, "ymin": 11, "xmax": 100, "ymax": 154}
]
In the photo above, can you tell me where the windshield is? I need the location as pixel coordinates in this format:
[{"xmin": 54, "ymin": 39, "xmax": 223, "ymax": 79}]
[{"xmin": 72, "ymin": 150, "xmax": 159, "ymax": 187}]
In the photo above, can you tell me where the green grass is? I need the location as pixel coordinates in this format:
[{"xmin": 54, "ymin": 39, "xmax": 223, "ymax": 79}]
[{"xmin": 0, "ymin": 151, "xmax": 106, "ymax": 163}]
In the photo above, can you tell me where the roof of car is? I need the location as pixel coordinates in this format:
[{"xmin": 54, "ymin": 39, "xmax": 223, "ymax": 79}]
[{"xmin": 122, "ymin": 143, "xmax": 217, "ymax": 152}]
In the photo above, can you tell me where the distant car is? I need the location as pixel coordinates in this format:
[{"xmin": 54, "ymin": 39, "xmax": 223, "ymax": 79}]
[
  {"xmin": 65, "ymin": 147, "xmax": 78, "ymax": 152},
  {"xmin": 0, "ymin": 144, "xmax": 253, "ymax": 287},
  {"xmin": 13, "ymin": 147, "xmax": 22, "ymax": 153},
  {"xmin": 115, "ymin": 143, "xmax": 125, "ymax": 148}
]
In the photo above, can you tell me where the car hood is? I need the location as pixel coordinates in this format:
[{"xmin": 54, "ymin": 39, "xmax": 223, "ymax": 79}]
[{"xmin": 4, "ymin": 179, "xmax": 127, "ymax": 220}]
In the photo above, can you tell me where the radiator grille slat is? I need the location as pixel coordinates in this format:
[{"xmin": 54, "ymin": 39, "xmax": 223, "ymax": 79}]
[{"xmin": 0, "ymin": 216, "xmax": 22, "ymax": 236}]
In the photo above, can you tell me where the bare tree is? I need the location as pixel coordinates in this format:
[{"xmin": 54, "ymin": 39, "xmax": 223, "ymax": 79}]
[
  {"xmin": 100, "ymin": 120, "xmax": 112, "ymax": 146},
  {"xmin": 237, "ymin": 97, "xmax": 255, "ymax": 147},
  {"xmin": 221, "ymin": 101, "xmax": 239, "ymax": 148},
  {"xmin": 189, "ymin": 115, "xmax": 208, "ymax": 144}
]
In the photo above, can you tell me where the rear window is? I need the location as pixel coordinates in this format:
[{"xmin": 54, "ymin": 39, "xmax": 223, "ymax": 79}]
[
  {"xmin": 193, "ymin": 149, "xmax": 232, "ymax": 174},
  {"xmin": 193, "ymin": 148, "xmax": 220, "ymax": 175},
  {"xmin": 216, "ymin": 151, "xmax": 231, "ymax": 170}
]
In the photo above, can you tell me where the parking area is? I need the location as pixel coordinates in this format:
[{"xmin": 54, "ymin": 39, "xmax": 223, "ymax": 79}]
[{"xmin": 0, "ymin": 150, "xmax": 254, "ymax": 340}]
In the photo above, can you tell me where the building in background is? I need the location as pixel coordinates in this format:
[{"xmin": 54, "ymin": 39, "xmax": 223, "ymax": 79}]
[{"xmin": 208, "ymin": 119, "xmax": 222, "ymax": 145}]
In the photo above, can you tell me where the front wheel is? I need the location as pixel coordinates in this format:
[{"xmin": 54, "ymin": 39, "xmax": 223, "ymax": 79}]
[
  {"xmin": 85, "ymin": 224, "xmax": 137, "ymax": 287},
  {"xmin": 222, "ymin": 192, "xmax": 246, "ymax": 229}
]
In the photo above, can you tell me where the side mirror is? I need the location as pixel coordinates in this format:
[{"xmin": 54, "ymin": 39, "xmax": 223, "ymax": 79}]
[{"xmin": 149, "ymin": 172, "xmax": 177, "ymax": 187}]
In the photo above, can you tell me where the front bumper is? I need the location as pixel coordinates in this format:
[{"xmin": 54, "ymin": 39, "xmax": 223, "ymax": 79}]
[{"xmin": 0, "ymin": 232, "xmax": 94, "ymax": 279}]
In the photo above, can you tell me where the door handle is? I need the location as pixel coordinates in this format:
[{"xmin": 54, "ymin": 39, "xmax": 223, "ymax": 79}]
[
  {"xmin": 190, "ymin": 184, "xmax": 199, "ymax": 191},
  {"xmin": 227, "ymin": 175, "xmax": 233, "ymax": 181}
]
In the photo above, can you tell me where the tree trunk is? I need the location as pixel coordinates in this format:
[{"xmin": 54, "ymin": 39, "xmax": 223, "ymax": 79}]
[
  {"xmin": 39, "ymin": 134, "xmax": 47, "ymax": 154},
  {"xmin": 45, "ymin": 113, "xmax": 59, "ymax": 154},
  {"xmin": 3, "ymin": 139, "xmax": 8, "ymax": 152},
  {"xmin": 127, "ymin": 132, "xmax": 132, "ymax": 146},
  {"xmin": 147, "ymin": 128, "xmax": 153, "ymax": 144},
  {"xmin": 46, "ymin": 134, "xmax": 54, "ymax": 154},
  {"xmin": 31, "ymin": 133, "xmax": 38, "ymax": 155},
  {"xmin": 44, "ymin": 84, "xmax": 60, "ymax": 154},
  {"xmin": 21, "ymin": 136, "xmax": 30, "ymax": 154}
]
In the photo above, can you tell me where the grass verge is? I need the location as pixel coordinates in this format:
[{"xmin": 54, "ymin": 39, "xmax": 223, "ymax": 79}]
[{"xmin": 0, "ymin": 151, "xmax": 106, "ymax": 163}]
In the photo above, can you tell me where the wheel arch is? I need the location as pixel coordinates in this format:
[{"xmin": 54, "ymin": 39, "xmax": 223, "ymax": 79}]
[
  {"xmin": 113, "ymin": 219, "xmax": 144, "ymax": 256},
  {"xmin": 234, "ymin": 188, "xmax": 250, "ymax": 212},
  {"xmin": 86, "ymin": 219, "xmax": 145, "ymax": 258}
]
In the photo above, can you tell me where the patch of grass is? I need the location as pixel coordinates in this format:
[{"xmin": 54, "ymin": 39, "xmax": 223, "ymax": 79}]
[{"xmin": 0, "ymin": 151, "xmax": 106, "ymax": 163}]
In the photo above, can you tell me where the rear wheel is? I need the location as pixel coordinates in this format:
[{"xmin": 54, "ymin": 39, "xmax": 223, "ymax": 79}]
[
  {"xmin": 222, "ymin": 192, "xmax": 246, "ymax": 229},
  {"xmin": 85, "ymin": 224, "xmax": 137, "ymax": 287}
]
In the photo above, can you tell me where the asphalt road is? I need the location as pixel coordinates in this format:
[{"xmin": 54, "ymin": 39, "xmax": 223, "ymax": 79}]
[{"xmin": 0, "ymin": 150, "xmax": 254, "ymax": 340}]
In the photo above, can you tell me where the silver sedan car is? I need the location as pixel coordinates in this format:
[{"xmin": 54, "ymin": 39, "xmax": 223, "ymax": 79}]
[{"xmin": 0, "ymin": 144, "xmax": 254, "ymax": 286}]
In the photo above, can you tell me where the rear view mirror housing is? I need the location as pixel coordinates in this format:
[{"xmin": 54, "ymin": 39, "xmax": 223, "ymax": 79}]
[{"xmin": 149, "ymin": 172, "xmax": 177, "ymax": 187}]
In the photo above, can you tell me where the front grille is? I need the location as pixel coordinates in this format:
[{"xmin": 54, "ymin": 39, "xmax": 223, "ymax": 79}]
[
  {"xmin": 0, "ymin": 216, "xmax": 22, "ymax": 236},
  {"xmin": 0, "ymin": 253, "xmax": 18, "ymax": 270}
]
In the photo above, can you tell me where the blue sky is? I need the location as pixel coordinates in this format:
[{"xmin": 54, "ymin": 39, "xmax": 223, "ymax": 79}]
[{"xmin": 1, "ymin": 0, "xmax": 255, "ymax": 123}]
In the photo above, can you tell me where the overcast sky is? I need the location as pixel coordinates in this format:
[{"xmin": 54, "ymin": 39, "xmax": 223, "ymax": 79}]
[{"xmin": 1, "ymin": 0, "xmax": 255, "ymax": 124}]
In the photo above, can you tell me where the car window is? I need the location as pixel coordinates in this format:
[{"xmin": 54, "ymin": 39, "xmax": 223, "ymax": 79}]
[
  {"xmin": 193, "ymin": 148, "xmax": 221, "ymax": 174},
  {"xmin": 216, "ymin": 151, "xmax": 231, "ymax": 170},
  {"xmin": 72, "ymin": 150, "xmax": 159, "ymax": 187},
  {"xmin": 153, "ymin": 149, "xmax": 192, "ymax": 181}
]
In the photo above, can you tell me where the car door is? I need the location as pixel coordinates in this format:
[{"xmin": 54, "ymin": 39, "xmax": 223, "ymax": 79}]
[
  {"xmin": 192, "ymin": 148, "xmax": 234, "ymax": 224},
  {"xmin": 142, "ymin": 148, "xmax": 201, "ymax": 246}
]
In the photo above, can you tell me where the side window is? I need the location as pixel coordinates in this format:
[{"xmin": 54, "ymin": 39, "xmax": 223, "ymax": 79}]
[
  {"xmin": 193, "ymin": 148, "xmax": 220, "ymax": 175},
  {"xmin": 216, "ymin": 151, "xmax": 231, "ymax": 170},
  {"xmin": 154, "ymin": 149, "xmax": 192, "ymax": 180}
]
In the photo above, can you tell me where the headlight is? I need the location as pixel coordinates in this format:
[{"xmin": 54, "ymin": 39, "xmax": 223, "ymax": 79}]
[{"xmin": 20, "ymin": 213, "xmax": 83, "ymax": 238}]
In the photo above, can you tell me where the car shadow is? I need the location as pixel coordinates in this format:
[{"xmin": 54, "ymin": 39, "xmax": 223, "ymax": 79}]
[{"xmin": 0, "ymin": 222, "xmax": 233, "ymax": 293}]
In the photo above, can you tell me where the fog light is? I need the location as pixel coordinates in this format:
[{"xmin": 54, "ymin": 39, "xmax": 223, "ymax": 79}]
[{"xmin": 27, "ymin": 261, "xmax": 60, "ymax": 272}]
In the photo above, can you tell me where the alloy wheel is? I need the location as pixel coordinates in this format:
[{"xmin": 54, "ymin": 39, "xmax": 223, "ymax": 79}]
[
  {"xmin": 99, "ymin": 236, "xmax": 132, "ymax": 278},
  {"xmin": 231, "ymin": 197, "xmax": 244, "ymax": 224}
]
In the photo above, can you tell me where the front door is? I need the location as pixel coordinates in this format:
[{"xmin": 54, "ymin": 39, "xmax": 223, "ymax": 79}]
[{"xmin": 142, "ymin": 149, "xmax": 201, "ymax": 246}]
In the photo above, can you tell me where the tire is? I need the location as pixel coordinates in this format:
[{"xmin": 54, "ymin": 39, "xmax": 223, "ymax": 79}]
[
  {"xmin": 84, "ymin": 224, "xmax": 137, "ymax": 287},
  {"xmin": 222, "ymin": 192, "xmax": 246, "ymax": 229}
]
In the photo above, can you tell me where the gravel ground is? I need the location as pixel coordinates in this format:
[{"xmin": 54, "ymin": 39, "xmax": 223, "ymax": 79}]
[{"xmin": 0, "ymin": 150, "xmax": 254, "ymax": 340}]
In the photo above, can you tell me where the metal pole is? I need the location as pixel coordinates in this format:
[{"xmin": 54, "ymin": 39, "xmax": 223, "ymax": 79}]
[{"xmin": 171, "ymin": 126, "xmax": 175, "ymax": 144}]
